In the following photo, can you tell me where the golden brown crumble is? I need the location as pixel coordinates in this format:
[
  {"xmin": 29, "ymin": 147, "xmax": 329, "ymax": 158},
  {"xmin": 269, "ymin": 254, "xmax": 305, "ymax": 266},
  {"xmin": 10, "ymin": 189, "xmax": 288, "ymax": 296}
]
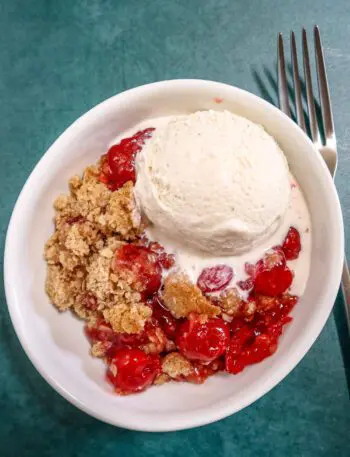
[
  {"xmin": 217, "ymin": 288, "xmax": 243, "ymax": 317},
  {"xmin": 141, "ymin": 326, "xmax": 168, "ymax": 354},
  {"xmin": 44, "ymin": 158, "xmax": 145, "ymax": 331},
  {"xmin": 217, "ymin": 289, "xmax": 260, "ymax": 321},
  {"xmin": 162, "ymin": 273, "xmax": 220, "ymax": 319},
  {"xmin": 255, "ymin": 295, "xmax": 278, "ymax": 312},
  {"xmin": 53, "ymin": 167, "xmax": 140, "ymax": 238},
  {"xmin": 161, "ymin": 352, "xmax": 193, "ymax": 378},
  {"xmin": 102, "ymin": 182, "xmax": 142, "ymax": 237},
  {"xmin": 103, "ymin": 303, "xmax": 152, "ymax": 334},
  {"xmin": 241, "ymin": 300, "xmax": 257, "ymax": 320},
  {"xmin": 45, "ymin": 264, "xmax": 84, "ymax": 310},
  {"xmin": 91, "ymin": 341, "xmax": 110, "ymax": 358},
  {"xmin": 154, "ymin": 373, "xmax": 170, "ymax": 385}
]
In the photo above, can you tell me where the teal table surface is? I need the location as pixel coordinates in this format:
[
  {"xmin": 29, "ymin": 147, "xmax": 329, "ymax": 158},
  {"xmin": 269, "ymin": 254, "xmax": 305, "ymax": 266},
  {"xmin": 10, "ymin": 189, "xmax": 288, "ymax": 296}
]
[{"xmin": 1, "ymin": 0, "xmax": 349, "ymax": 456}]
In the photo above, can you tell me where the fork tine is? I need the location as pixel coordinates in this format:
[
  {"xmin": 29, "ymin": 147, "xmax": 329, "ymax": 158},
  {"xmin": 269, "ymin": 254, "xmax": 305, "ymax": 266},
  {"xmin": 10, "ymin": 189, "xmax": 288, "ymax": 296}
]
[
  {"xmin": 314, "ymin": 25, "xmax": 335, "ymax": 142},
  {"xmin": 291, "ymin": 31, "xmax": 306, "ymax": 132},
  {"xmin": 277, "ymin": 33, "xmax": 291, "ymax": 117},
  {"xmin": 302, "ymin": 28, "xmax": 321, "ymax": 145}
]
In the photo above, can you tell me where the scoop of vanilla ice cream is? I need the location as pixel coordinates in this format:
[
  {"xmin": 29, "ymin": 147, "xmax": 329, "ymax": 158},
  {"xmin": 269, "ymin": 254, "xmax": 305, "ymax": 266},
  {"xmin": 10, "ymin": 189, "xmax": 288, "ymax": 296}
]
[{"xmin": 134, "ymin": 110, "xmax": 291, "ymax": 255}]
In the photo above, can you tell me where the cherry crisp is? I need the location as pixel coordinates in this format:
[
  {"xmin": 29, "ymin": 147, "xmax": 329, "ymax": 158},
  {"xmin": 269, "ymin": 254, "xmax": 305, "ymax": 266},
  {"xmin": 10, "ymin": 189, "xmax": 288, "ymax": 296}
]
[{"xmin": 45, "ymin": 128, "xmax": 302, "ymax": 395}]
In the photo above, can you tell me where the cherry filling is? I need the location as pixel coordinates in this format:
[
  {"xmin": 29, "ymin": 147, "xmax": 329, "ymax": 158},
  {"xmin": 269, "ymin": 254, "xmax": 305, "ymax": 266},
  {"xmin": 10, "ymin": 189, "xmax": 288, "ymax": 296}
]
[
  {"xmin": 85, "ymin": 319, "xmax": 149, "ymax": 359},
  {"xmin": 99, "ymin": 128, "xmax": 154, "ymax": 191},
  {"xmin": 150, "ymin": 295, "xmax": 179, "ymax": 340},
  {"xmin": 176, "ymin": 317, "xmax": 230, "ymax": 363},
  {"xmin": 113, "ymin": 244, "xmax": 162, "ymax": 298},
  {"xmin": 246, "ymin": 249, "xmax": 294, "ymax": 297},
  {"xmin": 225, "ymin": 294, "xmax": 297, "ymax": 374},
  {"xmin": 107, "ymin": 348, "xmax": 161, "ymax": 394},
  {"xmin": 197, "ymin": 265, "xmax": 233, "ymax": 293},
  {"xmin": 86, "ymin": 292, "xmax": 298, "ymax": 392},
  {"xmin": 147, "ymin": 241, "xmax": 176, "ymax": 270},
  {"xmin": 282, "ymin": 226, "xmax": 301, "ymax": 260}
]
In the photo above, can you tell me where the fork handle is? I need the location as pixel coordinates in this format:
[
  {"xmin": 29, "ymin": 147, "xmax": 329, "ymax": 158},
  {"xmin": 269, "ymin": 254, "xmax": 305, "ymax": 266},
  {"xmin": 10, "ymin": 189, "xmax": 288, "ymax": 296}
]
[{"xmin": 341, "ymin": 258, "xmax": 350, "ymax": 329}]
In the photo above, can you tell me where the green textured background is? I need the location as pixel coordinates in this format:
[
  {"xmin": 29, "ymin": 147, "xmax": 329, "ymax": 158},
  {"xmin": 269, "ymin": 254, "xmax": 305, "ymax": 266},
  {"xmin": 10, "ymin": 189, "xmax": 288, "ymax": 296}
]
[{"xmin": 1, "ymin": 0, "xmax": 349, "ymax": 455}]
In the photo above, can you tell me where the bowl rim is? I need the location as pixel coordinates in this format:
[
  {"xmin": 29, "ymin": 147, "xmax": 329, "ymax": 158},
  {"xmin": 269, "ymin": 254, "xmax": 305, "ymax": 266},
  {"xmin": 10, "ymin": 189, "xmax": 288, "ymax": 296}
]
[{"xmin": 4, "ymin": 79, "xmax": 344, "ymax": 431}]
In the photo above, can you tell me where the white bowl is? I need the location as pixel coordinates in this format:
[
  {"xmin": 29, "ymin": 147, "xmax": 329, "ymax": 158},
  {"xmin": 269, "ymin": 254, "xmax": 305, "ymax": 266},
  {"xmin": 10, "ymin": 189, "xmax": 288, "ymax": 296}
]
[{"xmin": 4, "ymin": 80, "xmax": 344, "ymax": 432}]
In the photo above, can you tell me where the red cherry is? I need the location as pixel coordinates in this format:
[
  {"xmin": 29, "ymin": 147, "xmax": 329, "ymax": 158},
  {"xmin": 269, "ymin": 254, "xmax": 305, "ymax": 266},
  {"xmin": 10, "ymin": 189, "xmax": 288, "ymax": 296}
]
[
  {"xmin": 176, "ymin": 318, "xmax": 230, "ymax": 362},
  {"xmin": 251, "ymin": 250, "xmax": 293, "ymax": 297},
  {"xmin": 148, "ymin": 241, "xmax": 175, "ymax": 270},
  {"xmin": 253, "ymin": 265, "xmax": 293, "ymax": 296},
  {"xmin": 225, "ymin": 321, "xmax": 254, "ymax": 374},
  {"xmin": 225, "ymin": 325, "xmax": 269, "ymax": 374},
  {"xmin": 241, "ymin": 334, "xmax": 278, "ymax": 365},
  {"xmin": 256, "ymin": 294, "xmax": 298, "ymax": 328},
  {"xmin": 150, "ymin": 295, "xmax": 178, "ymax": 339},
  {"xmin": 107, "ymin": 348, "xmax": 160, "ymax": 394},
  {"xmin": 107, "ymin": 144, "xmax": 136, "ymax": 188},
  {"xmin": 113, "ymin": 244, "xmax": 161, "ymax": 297},
  {"xmin": 157, "ymin": 252, "xmax": 175, "ymax": 269},
  {"xmin": 225, "ymin": 333, "xmax": 278, "ymax": 374},
  {"xmin": 244, "ymin": 262, "xmax": 255, "ymax": 276},
  {"xmin": 229, "ymin": 317, "xmax": 253, "ymax": 335},
  {"xmin": 197, "ymin": 265, "xmax": 233, "ymax": 293},
  {"xmin": 225, "ymin": 294, "xmax": 297, "ymax": 374},
  {"xmin": 282, "ymin": 226, "xmax": 301, "ymax": 260},
  {"xmin": 100, "ymin": 128, "xmax": 154, "ymax": 191},
  {"xmin": 237, "ymin": 278, "xmax": 254, "ymax": 291}
]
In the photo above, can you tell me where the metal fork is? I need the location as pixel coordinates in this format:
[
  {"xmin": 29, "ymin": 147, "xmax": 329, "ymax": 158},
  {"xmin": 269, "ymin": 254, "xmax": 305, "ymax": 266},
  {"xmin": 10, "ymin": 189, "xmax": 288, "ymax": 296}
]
[{"xmin": 277, "ymin": 26, "xmax": 350, "ymax": 329}]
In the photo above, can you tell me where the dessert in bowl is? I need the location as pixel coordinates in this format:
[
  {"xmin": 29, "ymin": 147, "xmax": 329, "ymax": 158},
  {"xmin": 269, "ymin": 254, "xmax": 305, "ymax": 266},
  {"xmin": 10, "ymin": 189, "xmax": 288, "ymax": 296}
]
[{"xmin": 4, "ymin": 80, "xmax": 343, "ymax": 431}]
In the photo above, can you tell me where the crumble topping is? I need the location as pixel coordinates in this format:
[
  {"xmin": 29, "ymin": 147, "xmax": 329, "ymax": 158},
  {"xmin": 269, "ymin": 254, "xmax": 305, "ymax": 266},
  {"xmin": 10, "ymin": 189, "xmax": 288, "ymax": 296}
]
[
  {"xmin": 161, "ymin": 352, "xmax": 193, "ymax": 378},
  {"xmin": 162, "ymin": 273, "xmax": 220, "ymax": 318},
  {"xmin": 153, "ymin": 373, "xmax": 170, "ymax": 385},
  {"xmin": 44, "ymin": 159, "xmax": 143, "ymax": 328},
  {"xmin": 91, "ymin": 341, "xmax": 111, "ymax": 358},
  {"xmin": 102, "ymin": 182, "xmax": 141, "ymax": 236},
  {"xmin": 54, "ymin": 167, "xmax": 140, "ymax": 238},
  {"xmin": 103, "ymin": 303, "xmax": 151, "ymax": 334},
  {"xmin": 217, "ymin": 288, "xmax": 243, "ymax": 317},
  {"xmin": 45, "ymin": 264, "xmax": 84, "ymax": 310},
  {"xmin": 254, "ymin": 295, "xmax": 278, "ymax": 312},
  {"xmin": 141, "ymin": 325, "xmax": 169, "ymax": 354},
  {"xmin": 242, "ymin": 300, "xmax": 257, "ymax": 320}
]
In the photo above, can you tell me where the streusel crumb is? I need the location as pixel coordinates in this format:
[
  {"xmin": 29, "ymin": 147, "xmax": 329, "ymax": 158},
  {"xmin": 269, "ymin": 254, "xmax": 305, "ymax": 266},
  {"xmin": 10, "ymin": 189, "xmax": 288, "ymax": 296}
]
[
  {"xmin": 162, "ymin": 273, "xmax": 220, "ymax": 318},
  {"xmin": 101, "ymin": 182, "xmax": 141, "ymax": 238},
  {"xmin": 255, "ymin": 295, "xmax": 277, "ymax": 312},
  {"xmin": 85, "ymin": 252, "xmax": 116, "ymax": 306},
  {"xmin": 141, "ymin": 326, "xmax": 168, "ymax": 354},
  {"xmin": 44, "ymin": 159, "xmax": 143, "ymax": 318},
  {"xmin": 154, "ymin": 373, "xmax": 170, "ymax": 385},
  {"xmin": 54, "ymin": 167, "xmax": 140, "ymax": 239},
  {"xmin": 45, "ymin": 265, "xmax": 84, "ymax": 311},
  {"xmin": 91, "ymin": 341, "xmax": 110, "ymax": 358},
  {"xmin": 162, "ymin": 352, "xmax": 193, "ymax": 378},
  {"xmin": 217, "ymin": 288, "xmax": 243, "ymax": 317},
  {"xmin": 103, "ymin": 303, "xmax": 152, "ymax": 334}
]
